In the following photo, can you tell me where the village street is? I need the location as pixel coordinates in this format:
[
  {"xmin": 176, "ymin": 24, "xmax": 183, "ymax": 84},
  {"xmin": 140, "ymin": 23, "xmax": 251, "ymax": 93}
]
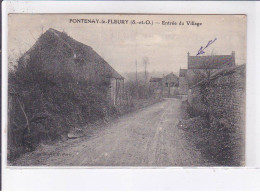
[{"xmin": 13, "ymin": 98, "xmax": 209, "ymax": 166}]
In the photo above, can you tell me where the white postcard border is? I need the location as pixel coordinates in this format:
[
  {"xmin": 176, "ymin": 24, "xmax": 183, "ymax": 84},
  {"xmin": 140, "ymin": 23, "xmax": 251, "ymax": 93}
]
[{"xmin": 2, "ymin": 0, "xmax": 260, "ymax": 190}]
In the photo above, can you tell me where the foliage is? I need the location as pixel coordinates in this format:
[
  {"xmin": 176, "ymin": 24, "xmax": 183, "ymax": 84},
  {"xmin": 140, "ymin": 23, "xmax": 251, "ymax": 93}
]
[
  {"xmin": 124, "ymin": 80, "xmax": 152, "ymax": 100},
  {"xmin": 8, "ymin": 51, "xmax": 111, "ymax": 160}
]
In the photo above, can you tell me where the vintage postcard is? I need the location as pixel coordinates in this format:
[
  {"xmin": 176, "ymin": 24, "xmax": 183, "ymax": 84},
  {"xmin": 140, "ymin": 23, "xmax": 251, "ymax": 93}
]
[{"xmin": 7, "ymin": 14, "xmax": 246, "ymax": 167}]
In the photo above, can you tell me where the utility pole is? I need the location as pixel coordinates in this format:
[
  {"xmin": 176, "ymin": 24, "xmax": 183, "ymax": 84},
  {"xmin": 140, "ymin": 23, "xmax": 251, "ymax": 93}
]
[
  {"xmin": 143, "ymin": 57, "xmax": 149, "ymax": 83},
  {"xmin": 135, "ymin": 60, "xmax": 138, "ymax": 84}
]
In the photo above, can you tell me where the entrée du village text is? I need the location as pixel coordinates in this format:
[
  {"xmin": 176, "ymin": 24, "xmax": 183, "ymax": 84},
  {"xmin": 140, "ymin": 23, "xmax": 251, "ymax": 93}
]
[{"xmin": 69, "ymin": 18, "xmax": 203, "ymax": 27}]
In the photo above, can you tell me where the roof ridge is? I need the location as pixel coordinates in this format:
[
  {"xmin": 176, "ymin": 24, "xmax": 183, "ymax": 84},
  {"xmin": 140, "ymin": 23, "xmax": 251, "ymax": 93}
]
[{"xmin": 189, "ymin": 54, "xmax": 233, "ymax": 57}]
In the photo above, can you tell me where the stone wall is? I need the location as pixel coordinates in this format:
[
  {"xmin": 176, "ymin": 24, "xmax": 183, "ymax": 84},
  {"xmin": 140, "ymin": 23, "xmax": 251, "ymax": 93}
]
[
  {"xmin": 187, "ymin": 65, "xmax": 246, "ymax": 165},
  {"xmin": 188, "ymin": 65, "xmax": 245, "ymax": 130},
  {"xmin": 207, "ymin": 67, "xmax": 246, "ymax": 133}
]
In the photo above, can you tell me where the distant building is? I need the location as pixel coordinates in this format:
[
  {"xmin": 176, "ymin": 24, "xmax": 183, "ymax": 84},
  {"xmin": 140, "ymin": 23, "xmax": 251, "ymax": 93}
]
[
  {"xmin": 188, "ymin": 51, "xmax": 235, "ymax": 69},
  {"xmin": 149, "ymin": 77, "xmax": 163, "ymax": 97},
  {"xmin": 178, "ymin": 51, "xmax": 237, "ymax": 95},
  {"xmin": 162, "ymin": 73, "xmax": 179, "ymax": 97},
  {"xmin": 179, "ymin": 69, "xmax": 188, "ymax": 95},
  {"xmin": 149, "ymin": 73, "xmax": 179, "ymax": 98},
  {"xmin": 179, "ymin": 69, "xmax": 187, "ymax": 77}
]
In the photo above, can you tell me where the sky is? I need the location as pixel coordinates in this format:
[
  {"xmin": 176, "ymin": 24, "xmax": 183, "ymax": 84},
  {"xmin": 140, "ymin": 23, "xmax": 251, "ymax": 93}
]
[{"xmin": 8, "ymin": 14, "xmax": 246, "ymax": 75}]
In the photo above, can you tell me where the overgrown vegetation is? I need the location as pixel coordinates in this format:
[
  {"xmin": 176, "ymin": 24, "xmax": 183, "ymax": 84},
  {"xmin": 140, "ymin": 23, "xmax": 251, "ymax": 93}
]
[
  {"xmin": 119, "ymin": 80, "xmax": 160, "ymax": 114},
  {"xmin": 125, "ymin": 81, "xmax": 152, "ymax": 100},
  {"xmin": 8, "ymin": 53, "xmax": 113, "ymax": 161}
]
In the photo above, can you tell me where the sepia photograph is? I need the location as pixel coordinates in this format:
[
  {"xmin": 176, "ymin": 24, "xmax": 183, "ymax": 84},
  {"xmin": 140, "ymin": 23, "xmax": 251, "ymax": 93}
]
[{"xmin": 7, "ymin": 14, "xmax": 246, "ymax": 167}]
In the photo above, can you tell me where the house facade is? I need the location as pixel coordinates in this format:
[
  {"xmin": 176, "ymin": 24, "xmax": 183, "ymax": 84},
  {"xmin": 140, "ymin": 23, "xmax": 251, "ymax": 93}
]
[{"xmin": 149, "ymin": 73, "xmax": 179, "ymax": 98}]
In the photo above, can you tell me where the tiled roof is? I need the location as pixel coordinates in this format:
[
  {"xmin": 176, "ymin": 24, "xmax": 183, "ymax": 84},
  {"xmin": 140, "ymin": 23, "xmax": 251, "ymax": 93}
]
[{"xmin": 188, "ymin": 54, "xmax": 235, "ymax": 69}]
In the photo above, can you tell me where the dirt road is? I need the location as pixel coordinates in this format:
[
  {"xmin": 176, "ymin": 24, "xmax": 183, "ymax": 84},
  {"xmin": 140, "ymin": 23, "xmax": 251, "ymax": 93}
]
[{"xmin": 13, "ymin": 98, "xmax": 210, "ymax": 166}]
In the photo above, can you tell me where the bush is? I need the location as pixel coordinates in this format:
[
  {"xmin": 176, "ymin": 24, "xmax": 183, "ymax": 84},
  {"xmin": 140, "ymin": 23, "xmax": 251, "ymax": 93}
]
[
  {"xmin": 124, "ymin": 81, "xmax": 152, "ymax": 100},
  {"xmin": 8, "ymin": 53, "xmax": 111, "ymax": 161}
]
